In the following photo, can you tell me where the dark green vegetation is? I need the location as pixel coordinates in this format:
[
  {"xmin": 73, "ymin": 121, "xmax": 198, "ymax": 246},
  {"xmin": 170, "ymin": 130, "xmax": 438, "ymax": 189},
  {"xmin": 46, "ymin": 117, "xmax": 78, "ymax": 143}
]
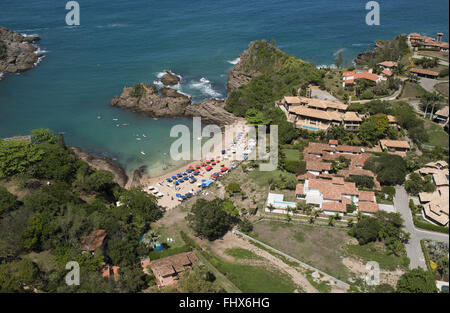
[
  {"xmin": 178, "ymin": 265, "xmax": 224, "ymax": 293},
  {"xmin": 186, "ymin": 198, "xmax": 239, "ymax": 241},
  {"xmin": 0, "ymin": 129, "xmax": 163, "ymax": 293},
  {"xmin": 422, "ymin": 240, "xmax": 449, "ymax": 282},
  {"xmin": 364, "ymin": 153, "xmax": 407, "ymax": 185},
  {"xmin": 129, "ymin": 83, "xmax": 146, "ymax": 98},
  {"xmin": 404, "ymin": 172, "xmax": 435, "ymax": 196},
  {"xmin": 348, "ymin": 211, "xmax": 410, "ymax": 269},
  {"xmin": 355, "ymin": 35, "xmax": 410, "ymax": 68},
  {"xmin": 225, "ymin": 40, "xmax": 324, "ymax": 144},
  {"xmin": 396, "ymin": 268, "xmax": 438, "ymax": 293}
]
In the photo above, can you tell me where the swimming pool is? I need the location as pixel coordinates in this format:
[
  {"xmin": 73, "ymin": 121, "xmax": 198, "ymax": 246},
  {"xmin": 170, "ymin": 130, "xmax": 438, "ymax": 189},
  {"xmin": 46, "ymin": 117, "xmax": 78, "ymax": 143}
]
[{"xmin": 302, "ymin": 125, "xmax": 319, "ymax": 131}]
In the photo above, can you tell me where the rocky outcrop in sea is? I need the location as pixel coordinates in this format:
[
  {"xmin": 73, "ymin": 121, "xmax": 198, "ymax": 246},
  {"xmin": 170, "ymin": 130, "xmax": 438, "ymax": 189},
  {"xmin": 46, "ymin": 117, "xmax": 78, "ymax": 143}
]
[
  {"xmin": 109, "ymin": 84, "xmax": 237, "ymax": 126},
  {"xmin": 0, "ymin": 26, "xmax": 42, "ymax": 75},
  {"xmin": 159, "ymin": 71, "xmax": 180, "ymax": 86}
]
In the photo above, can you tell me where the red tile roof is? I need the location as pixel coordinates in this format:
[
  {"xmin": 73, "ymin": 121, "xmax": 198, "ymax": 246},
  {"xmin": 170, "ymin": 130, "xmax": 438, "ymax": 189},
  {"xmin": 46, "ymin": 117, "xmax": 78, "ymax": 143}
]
[
  {"xmin": 358, "ymin": 201, "xmax": 379, "ymax": 213},
  {"xmin": 81, "ymin": 230, "xmax": 107, "ymax": 252}
]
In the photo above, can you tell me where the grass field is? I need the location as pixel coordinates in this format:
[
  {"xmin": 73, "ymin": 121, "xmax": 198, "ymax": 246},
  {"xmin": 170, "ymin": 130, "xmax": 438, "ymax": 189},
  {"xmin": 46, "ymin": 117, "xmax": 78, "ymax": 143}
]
[
  {"xmin": 434, "ymin": 82, "xmax": 449, "ymax": 98},
  {"xmin": 400, "ymin": 81, "xmax": 427, "ymax": 99},
  {"xmin": 282, "ymin": 149, "xmax": 301, "ymax": 162},
  {"xmin": 417, "ymin": 50, "xmax": 449, "ymax": 62},
  {"xmin": 251, "ymin": 220, "xmax": 351, "ymax": 281},
  {"xmin": 345, "ymin": 242, "xmax": 409, "ymax": 271},
  {"xmin": 225, "ymin": 248, "xmax": 262, "ymax": 260},
  {"xmin": 247, "ymin": 169, "xmax": 296, "ymax": 188},
  {"xmin": 202, "ymin": 250, "xmax": 300, "ymax": 293},
  {"xmin": 422, "ymin": 118, "xmax": 449, "ymax": 148}
]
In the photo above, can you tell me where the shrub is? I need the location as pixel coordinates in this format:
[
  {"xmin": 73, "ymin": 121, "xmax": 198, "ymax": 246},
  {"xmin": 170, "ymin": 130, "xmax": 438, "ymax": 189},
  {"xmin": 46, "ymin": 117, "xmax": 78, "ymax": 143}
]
[
  {"xmin": 345, "ymin": 175, "xmax": 375, "ymax": 189},
  {"xmin": 360, "ymin": 90, "xmax": 374, "ymax": 100}
]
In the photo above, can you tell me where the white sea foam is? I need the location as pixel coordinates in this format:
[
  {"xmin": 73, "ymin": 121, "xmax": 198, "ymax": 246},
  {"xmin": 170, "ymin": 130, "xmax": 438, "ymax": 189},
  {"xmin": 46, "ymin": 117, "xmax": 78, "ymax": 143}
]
[
  {"xmin": 96, "ymin": 24, "xmax": 127, "ymax": 29},
  {"xmin": 0, "ymin": 73, "xmax": 4, "ymax": 81},
  {"xmin": 333, "ymin": 48, "xmax": 346, "ymax": 56},
  {"xmin": 156, "ymin": 70, "xmax": 182, "ymax": 80},
  {"xmin": 316, "ymin": 64, "xmax": 337, "ymax": 69},
  {"xmin": 227, "ymin": 57, "xmax": 240, "ymax": 65},
  {"xmin": 21, "ymin": 33, "xmax": 39, "ymax": 38},
  {"xmin": 189, "ymin": 77, "xmax": 222, "ymax": 98}
]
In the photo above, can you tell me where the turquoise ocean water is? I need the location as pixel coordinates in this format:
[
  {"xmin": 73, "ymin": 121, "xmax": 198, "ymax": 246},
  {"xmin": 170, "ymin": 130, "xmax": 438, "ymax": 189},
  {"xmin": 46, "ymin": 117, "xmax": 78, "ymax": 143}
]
[{"xmin": 0, "ymin": 0, "xmax": 448, "ymax": 175}]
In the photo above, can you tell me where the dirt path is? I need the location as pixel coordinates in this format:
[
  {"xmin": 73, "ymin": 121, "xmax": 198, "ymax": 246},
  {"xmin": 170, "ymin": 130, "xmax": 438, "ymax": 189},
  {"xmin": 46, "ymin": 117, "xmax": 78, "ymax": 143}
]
[{"xmin": 201, "ymin": 232, "xmax": 319, "ymax": 293}]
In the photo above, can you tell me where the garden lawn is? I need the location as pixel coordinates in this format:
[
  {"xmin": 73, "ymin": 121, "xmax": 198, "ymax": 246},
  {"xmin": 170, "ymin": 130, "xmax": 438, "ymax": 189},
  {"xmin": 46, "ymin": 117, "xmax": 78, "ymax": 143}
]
[{"xmin": 282, "ymin": 149, "xmax": 301, "ymax": 162}]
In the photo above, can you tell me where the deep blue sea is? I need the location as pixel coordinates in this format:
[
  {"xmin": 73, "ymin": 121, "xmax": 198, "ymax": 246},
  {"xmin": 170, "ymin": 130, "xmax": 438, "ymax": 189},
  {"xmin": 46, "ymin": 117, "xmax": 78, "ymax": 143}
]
[{"xmin": 0, "ymin": 0, "xmax": 448, "ymax": 175}]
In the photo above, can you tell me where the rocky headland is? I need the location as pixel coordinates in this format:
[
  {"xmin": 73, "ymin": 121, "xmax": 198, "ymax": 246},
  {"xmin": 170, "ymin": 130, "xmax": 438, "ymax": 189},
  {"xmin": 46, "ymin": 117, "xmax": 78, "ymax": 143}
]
[
  {"xmin": 70, "ymin": 147, "xmax": 129, "ymax": 188},
  {"xmin": 0, "ymin": 26, "xmax": 42, "ymax": 75}
]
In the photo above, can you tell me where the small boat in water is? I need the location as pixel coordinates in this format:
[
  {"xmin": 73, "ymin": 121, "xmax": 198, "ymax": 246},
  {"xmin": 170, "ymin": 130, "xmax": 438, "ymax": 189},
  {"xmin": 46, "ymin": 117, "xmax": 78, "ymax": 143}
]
[
  {"xmin": 142, "ymin": 134, "xmax": 147, "ymax": 138},
  {"xmin": 113, "ymin": 118, "xmax": 118, "ymax": 121},
  {"xmin": 140, "ymin": 151, "xmax": 146, "ymax": 155},
  {"xmin": 137, "ymin": 138, "xmax": 141, "ymax": 141}
]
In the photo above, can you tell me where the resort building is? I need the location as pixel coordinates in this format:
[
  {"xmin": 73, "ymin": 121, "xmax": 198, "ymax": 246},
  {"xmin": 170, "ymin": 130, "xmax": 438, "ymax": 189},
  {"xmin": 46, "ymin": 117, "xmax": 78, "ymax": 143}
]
[
  {"xmin": 409, "ymin": 32, "xmax": 449, "ymax": 52},
  {"xmin": 434, "ymin": 106, "xmax": 449, "ymax": 125},
  {"xmin": 379, "ymin": 139, "xmax": 410, "ymax": 156},
  {"xmin": 342, "ymin": 70, "xmax": 385, "ymax": 87},
  {"xmin": 409, "ymin": 67, "xmax": 439, "ymax": 79},
  {"xmin": 299, "ymin": 141, "xmax": 382, "ymax": 190},
  {"xmin": 343, "ymin": 111, "xmax": 363, "ymax": 131},
  {"xmin": 149, "ymin": 252, "xmax": 199, "ymax": 287},
  {"xmin": 416, "ymin": 161, "xmax": 449, "ymax": 227},
  {"xmin": 81, "ymin": 229, "xmax": 107, "ymax": 254},
  {"xmin": 277, "ymin": 96, "xmax": 348, "ymax": 131},
  {"xmin": 295, "ymin": 178, "xmax": 378, "ymax": 216},
  {"xmin": 387, "ymin": 115, "xmax": 399, "ymax": 128},
  {"xmin": 377, "ymin": 61, "xmax": 398, "ymax": 71}
]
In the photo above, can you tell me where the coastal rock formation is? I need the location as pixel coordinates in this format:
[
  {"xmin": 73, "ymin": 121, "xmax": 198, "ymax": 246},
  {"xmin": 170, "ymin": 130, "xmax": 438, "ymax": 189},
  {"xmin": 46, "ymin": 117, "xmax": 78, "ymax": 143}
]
[
  {"xmin": 227, "ymin": 40, "xmax": 275, "ymax": 90},
  {"xmin": 70, "ymin": 147, "xmax": 129, "ymax": 188},
  {"xmin": 0, "ymin": 26, "xmax": 42, "ymax": 74},
  {"xmin": 110, "ymin": 84, "xmax": 237, "ymax": 126},
  {"xmin": 160, "ymin": 71, "xmax": 180, "ymax": 86}
]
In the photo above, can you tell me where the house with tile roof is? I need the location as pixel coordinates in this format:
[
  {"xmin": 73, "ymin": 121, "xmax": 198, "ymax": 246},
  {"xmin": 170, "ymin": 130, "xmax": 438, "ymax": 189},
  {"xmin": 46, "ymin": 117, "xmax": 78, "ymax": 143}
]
[
  {"xmin": 416, "ymin": 161, "xmax": 449, "ymax": 227},
  {"xmin": 149, "ymin": 252, "xmax": 199, "ymax": 287},
  {"xmin": 342, "ymin": 70, "xmax": 385, "ymax": 87}
]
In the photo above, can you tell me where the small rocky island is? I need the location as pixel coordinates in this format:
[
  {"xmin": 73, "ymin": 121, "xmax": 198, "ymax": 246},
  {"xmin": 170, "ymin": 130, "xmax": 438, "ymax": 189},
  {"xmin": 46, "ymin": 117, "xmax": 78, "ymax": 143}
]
[
  {"xmin": 110, "ymin": 84, "xmax": 237, "ymax": 126},
  {"xmin": 0, "ymin": 26, "xmax": 42, "ymax": 75},
  {"xmin": 159, "ymin": 71, "xmax": 180, "ymax": 86}
]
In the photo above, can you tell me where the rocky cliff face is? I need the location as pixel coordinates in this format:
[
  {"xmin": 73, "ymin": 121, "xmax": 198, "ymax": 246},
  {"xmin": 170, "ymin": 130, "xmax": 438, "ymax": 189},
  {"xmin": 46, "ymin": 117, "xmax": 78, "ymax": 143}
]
[
  {"xmin": 110, "ymin": 84, "xmax": 237, "ymax": 126},
  {"xmin": 0, "ymin": 26, "xmax": 42, "ymax": 74},
  {"xmin": 70, "ymin": 147, "xmax": 129, "ymax": 188},
  {"xmin": 227, "ymin": 42, "xmax": 262, "ymax": 90},
  {"xmin": 227, "ymin": 40, "xmax": 285, "ymax": 91}
]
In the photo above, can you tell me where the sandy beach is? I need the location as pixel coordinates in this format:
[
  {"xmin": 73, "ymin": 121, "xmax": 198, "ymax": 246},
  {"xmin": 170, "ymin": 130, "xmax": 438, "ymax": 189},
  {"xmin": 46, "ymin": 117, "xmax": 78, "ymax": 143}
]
[{"xmin": 140, "ymin": 120, "xmax": 251, "ymax": 209}]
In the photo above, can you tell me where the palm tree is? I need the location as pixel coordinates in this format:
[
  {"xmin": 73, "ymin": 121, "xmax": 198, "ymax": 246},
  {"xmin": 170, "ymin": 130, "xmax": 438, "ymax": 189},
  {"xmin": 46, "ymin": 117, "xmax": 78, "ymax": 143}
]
[
  {"xmin": 328, "ymin": 216, "xmax": 335, "ymax": 226},
  {"xmin": 267, "ymin": 204, "xmax": 276, "ymax": 213},
  {"xmin": 429, "ymin": 92, "xmax": 444, "ymax": 120},
  {"xmin": 356, "ymin": 211, "xmax": 363, "ymax": 222},
  {"xmin": 309, "ymin": 216, "xmax": 315, "ymax": 224}
]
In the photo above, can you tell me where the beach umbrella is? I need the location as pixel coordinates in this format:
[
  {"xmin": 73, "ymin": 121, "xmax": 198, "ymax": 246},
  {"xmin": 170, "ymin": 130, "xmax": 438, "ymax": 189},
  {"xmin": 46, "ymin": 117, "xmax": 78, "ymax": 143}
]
[
  {"xmin": 221, "ymin": 150, "xmax": 226, "ymax": 154},
  {"xmin": 166, "ymin": 178, "xmax": 172, "ymax": 182},
  {"xmin": 177, "ymin": 173, "xmax": 182, "ymax": 178},
  {"xmin": 172, "ymin": 176, "xmax": 177, "ymax": 180},
  {"xmin": 205, "ymin": 166, "xmax": 212, "ymax": 171},
  {"xmin": 176, "ymin": 193, "xmax": 182, "ymax": 198},
  {"xmin": 186, "ymin": 169, "xmax": 191, "ymax": 173},
  {"xmin": 206, "ymin": 160, "xmax": 210, "ymax": 164},
  {"xmin": 201, "ymin": 162, "xmax": 206, "ymax": 166},
  {"xmin": 221, "ymin": 167, "xmax": 228, "ymax": 172},
  {"xmin": 174, "ymin": 181, "xmax": 179, "ymax": 185},
  {"xmin": 195, "ymin": 165, "xmax": 201, "ymax": 169}
]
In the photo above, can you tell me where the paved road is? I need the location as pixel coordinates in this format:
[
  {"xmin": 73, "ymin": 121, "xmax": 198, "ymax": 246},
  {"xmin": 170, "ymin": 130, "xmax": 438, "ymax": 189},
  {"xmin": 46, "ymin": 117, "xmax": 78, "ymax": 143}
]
[
  {"xmin": 419, "ymin": 77, "xmax": 449, "ymax": 92},
  {"xmin": 394, "ymin": 186, "xmax": 449, "ymax": 270},
  {"xmin": 233, "ymin": 229, "xmax": 350, "ymax": 290}
]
